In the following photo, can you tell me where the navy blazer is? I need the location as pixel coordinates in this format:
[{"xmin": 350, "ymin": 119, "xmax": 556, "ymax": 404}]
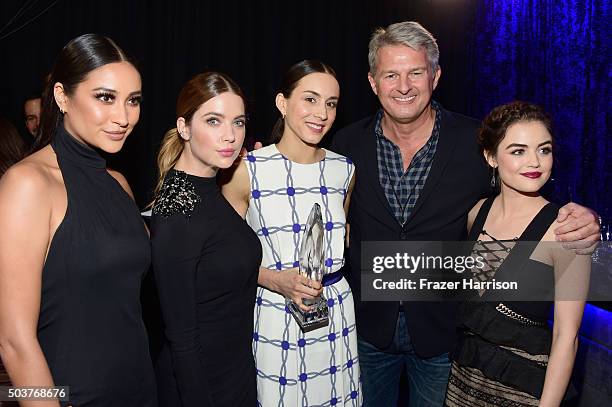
[{"xmin": 331, "ymin": 106, "xmax": 490, "ymax": 357}]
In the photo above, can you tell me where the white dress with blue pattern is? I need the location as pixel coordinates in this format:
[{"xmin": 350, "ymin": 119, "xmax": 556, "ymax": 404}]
[{"xmin": 245, "ymin": 144, "xmax": 361, "ymax": 407}]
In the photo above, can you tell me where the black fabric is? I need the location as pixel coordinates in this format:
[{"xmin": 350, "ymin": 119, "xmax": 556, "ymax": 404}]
[
  {"xmin": 453, "ymin": 333, "xmax": 547, "ymax": 399},
  {"xmin": 467, "ymin": 197, "xmax": 494, "ymax": 241},
  {"xmin": 40, "ymin": 125, "xmax": 156, "ymax": 406},
  {"xmin": 453, "ymin": 199, "xmax": 560, "ymax": 398},
  {"xmin": 331, "ymin": 106, "xmax": 491, "ymax": 357},
  {"xmin": 470, "ymin": 198, "xmax": 559, "ymax": 317},
  {"xmin": 151, "ymin": 169, "xmax": 261, "ymax": 407},
  {"xmin": 458, "ymin": 303, "xmax": 552, "ymax": 355}
]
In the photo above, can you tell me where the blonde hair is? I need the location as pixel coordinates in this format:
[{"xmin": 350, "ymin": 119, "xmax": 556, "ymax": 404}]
[{"xmin": 152, "ymin": 127, "xmax": 184, "ymax": 199}]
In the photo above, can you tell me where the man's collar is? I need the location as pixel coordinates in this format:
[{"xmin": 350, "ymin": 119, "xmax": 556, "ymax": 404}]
[{"xmin": 375, "ymin": 100, "xmax": 442, "ymax": 139}]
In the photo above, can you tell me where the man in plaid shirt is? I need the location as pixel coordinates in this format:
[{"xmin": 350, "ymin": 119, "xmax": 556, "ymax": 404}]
[{"xmin": 331, "ymin": 21, "xmax": 600, "ymax": 406}]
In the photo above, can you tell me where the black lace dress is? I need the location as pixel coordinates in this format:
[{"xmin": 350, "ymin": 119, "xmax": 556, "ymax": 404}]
[
  {"xmin": 445, "ymin": 198, "xmax": 559, "ymax": 406},
  {"xmin": 39, "ymin": 125, "xmax": 156, "ymax": 406}
]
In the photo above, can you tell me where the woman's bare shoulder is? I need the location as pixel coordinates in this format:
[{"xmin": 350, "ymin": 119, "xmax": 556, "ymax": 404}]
[
  {"xmin": 467, "ymin": 198, "xmax": 488, "ymax": 232},
  {"xmin": 0, "ymin": 146, "xmax": 60, "ymax": 202}
]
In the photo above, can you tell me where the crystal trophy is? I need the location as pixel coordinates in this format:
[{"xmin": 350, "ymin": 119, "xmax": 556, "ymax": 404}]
[{"xmin": 287, "ymin": 203, "xmax": 329, "ymax": 332}]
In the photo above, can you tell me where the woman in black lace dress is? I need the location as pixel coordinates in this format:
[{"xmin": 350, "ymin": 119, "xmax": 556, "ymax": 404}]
[
  {"xmin": 0, "ymin": 34, "xmax": 156, "ymax": 406},
  {"xmin": 445, "ymin": 102, "xmax": 590, "ymax": 406},
  {"xmin": 151, "ymin": 72, "xmax": 261, "ymax": 406}
]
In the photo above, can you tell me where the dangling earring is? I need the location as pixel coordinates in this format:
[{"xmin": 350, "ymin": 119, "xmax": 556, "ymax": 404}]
[{"xmin": 490, "ymin": 167, "xmax": 497, "ymax": 189}]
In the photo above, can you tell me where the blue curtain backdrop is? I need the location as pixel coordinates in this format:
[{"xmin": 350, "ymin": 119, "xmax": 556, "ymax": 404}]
[{"xmin": 466, "ymin": 0, "xmax": 610, "ymax": 229}]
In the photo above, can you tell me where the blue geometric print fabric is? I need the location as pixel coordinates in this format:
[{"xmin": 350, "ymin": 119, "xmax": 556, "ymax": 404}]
[{"xmin": 245, "ymin": 144, "xmax": 362, "ymax": 406}]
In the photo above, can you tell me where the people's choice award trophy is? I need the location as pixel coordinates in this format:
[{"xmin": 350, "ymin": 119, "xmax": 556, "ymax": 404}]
[{"xmin": 287, "ymin": 203, "xmax": 329, "ymax": 332}]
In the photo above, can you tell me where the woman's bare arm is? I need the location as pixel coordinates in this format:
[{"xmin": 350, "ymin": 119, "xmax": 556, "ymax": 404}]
[
  {"xmin": 539, "ymin": 224, "xmax": 590, "ymax": 406},
  {"xmin": 0, "ymin": 164, "xmax": 60, "ymax": 407},
  {"xmin": 219, "ymin": 159, "xmax": 322, "ymax": 309}
]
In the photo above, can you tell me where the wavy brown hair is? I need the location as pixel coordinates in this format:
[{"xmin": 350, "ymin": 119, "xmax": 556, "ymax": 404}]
[{"xmin": 478, "ymin": 101, "xmax": 553, "ymax": 159}]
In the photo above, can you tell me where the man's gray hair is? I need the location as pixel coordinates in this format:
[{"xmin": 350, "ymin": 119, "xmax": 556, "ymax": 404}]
[{"xmin": 368, "ymin": 21, "xmax": 440, "ymax": 75}]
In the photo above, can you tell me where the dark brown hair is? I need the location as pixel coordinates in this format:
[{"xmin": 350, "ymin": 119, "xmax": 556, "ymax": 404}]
[
  {"xmin": 36, "ymin": 33, "xmax": 137, "ymax": 151},
  {"xmin": 0, "ymin": 118, "xmax": 27, "ymax": 176},
  {"xmin": 269, "ymin": 60, "xmax": 337, "ymax": 144},
  {"xmin": 478, "ymin": 101, "xmax": 553, "ymax": 159},
  {"xmin": 153, "ymin": 72, "xmax": 245, "ymax": 197}
]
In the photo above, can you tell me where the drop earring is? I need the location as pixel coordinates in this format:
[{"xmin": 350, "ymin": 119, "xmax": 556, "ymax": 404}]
[{"xmin": 490, "ymin": 167, "xmax": 497, "ymax": 189}]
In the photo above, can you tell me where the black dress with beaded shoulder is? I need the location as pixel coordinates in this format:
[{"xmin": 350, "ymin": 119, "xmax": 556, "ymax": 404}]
[
  {"xmin": 151, "ymin": 169, "xmax": 261, "ymax": 407},
  {"xmin": 445, "ymin": 197, "xmax": 561, "ymax": 407},
  {"xmin": 39, "ymin": 126, "xmax": 156, "ymax": 406}
]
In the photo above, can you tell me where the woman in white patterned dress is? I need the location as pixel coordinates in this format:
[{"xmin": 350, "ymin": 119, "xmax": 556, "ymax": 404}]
[{"xmin": 222, "ymin": 60, "xmax": 361, "ymax": 406}]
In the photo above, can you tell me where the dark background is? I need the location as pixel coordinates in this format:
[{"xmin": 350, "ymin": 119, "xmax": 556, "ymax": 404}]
[
  {"xmin": 1, "ymin": 1, "xmax": 610, "ymax": 296},
  {"xmin": 1, "ymin": 0, "xmax": 608, "ymax": 226},
  {"xmin": 0, "ymin": 1, "xmax": 610, "ymax": 404},
  {"xmin": 0, "ymin": 1, "xmax": 522, "ymax": 200},
  {"xmin": 2, "ymin": 0, "xmax": 609, "ymax": 289}
]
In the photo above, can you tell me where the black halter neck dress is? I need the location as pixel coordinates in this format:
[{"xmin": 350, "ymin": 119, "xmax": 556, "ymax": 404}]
[{"xmin": 38, "ymin": 126, "xmax": 156, "ymax": 406}]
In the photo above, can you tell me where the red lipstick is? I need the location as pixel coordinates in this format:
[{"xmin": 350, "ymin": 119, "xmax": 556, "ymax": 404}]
[{"xmin": 521, "ymin": 172, "xmax": 542, "ymax": 179}]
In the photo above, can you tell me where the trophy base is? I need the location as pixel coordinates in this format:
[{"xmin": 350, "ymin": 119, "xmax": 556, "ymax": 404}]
[{"xmin": 288, "ymin": 297, "xmax": 329, "ymax": 333}]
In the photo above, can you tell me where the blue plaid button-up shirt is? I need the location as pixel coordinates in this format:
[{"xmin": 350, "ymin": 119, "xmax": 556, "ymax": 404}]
[{"xmin": 375, "ymin": 101, "xmax": 441, "ymax": 226}]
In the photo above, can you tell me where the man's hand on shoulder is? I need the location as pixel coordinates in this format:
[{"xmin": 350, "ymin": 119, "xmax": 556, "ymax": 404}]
[{"xmin": 554, "ymin": 202, "xmax": 600, "ymax": 255}]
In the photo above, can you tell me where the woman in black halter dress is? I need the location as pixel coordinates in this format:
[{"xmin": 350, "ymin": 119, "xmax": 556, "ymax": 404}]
[
  {"xmin": 0, "ymin": 34, "xmax": 156, "ymax": 406},
  {"xmin": 445, "ymin": 102, "xmax": 590, "ymax": 406}
]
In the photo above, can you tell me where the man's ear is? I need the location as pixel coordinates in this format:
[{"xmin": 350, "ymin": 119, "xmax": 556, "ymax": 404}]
[
  {"xmin": 367, "ymin": 72, "xmax": 378, "ymax": 96},
  {"xmin": 432, "ymin": 67, "xmax": 441, "ymax": 91}
]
